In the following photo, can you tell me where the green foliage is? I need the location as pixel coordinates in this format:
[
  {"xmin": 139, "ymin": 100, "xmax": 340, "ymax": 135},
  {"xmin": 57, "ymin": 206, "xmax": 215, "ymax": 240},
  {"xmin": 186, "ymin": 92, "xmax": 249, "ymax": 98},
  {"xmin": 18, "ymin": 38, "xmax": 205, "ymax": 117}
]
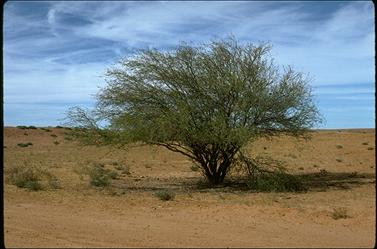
[
  {"xmin": 154, "ymin": 190, "xmax": 175, "ymax": 201},
  {"xmin": 65, "ymin": 37, "xmax": 322, "ymax": 185}
]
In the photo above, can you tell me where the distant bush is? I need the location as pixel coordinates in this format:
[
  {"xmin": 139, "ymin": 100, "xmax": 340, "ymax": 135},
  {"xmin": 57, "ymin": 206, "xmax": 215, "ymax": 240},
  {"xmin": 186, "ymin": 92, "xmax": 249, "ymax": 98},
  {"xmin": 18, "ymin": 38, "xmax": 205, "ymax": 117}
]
[
  {"xmin": 331, "ymin": 207, "xmax": 349, "ymax": 220},
  {"xmin": 335, "ymin": 145, "xmax": 343, "ymax": 149},
  {"xmin": 55, "ymin": 125, "xmax": 64, "ymax": 129},
  {"xmin": 41, "ymin": 128, "xmax": 52, "ymax": 132},
  {"xmin": 53, "ymin": 141, "xmax": 60, "ymax": 145},
  {"xmin": 16, "ymin": 125, "xmax": 37, "ymax": 130},
  {"xmin": 50, "ymin": 134, "xmax": 58, "ymax": 138},
  {"xmin": 154, "ymin": 190, "xmax": 175, "ymax": 201},
  {"xmin": 336, "ymin": 158, "xmax": 343, "ymax": 163},
  {"xmin": 367, "ymin": 147, "xmax": 374, "ymax": 151},
  {"xmin": 5, "ymin": 163, "xmax": 60, "ymax": 191},
  {"xmin": 17, "ymin": 142, "xmax": 33, "ymax": 148},
  {"xmin": 362, "ymin": 142, "xmax": 369, "ymax": 145}
]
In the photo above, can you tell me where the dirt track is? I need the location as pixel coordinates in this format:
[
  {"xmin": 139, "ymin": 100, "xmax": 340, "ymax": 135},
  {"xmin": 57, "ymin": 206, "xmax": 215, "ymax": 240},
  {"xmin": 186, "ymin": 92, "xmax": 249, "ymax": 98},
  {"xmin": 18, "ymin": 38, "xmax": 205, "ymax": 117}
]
[{"xmin": 3, "ymin": 127, "xmax": 376, "ymax": 247}]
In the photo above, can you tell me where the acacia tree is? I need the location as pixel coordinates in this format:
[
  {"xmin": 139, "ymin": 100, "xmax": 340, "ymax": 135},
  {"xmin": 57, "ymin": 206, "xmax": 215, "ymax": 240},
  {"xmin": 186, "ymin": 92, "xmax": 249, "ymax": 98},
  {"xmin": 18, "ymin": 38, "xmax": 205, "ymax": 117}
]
[{"xmin": 66, "ymin": 38, "xmax": 322, "ymax": 185}]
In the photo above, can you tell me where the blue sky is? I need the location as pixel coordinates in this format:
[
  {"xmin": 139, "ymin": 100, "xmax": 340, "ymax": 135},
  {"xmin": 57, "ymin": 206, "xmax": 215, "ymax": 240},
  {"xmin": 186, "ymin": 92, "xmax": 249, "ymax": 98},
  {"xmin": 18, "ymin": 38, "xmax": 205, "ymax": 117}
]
[{"xmin": 3, "ymin": 1, "xmax": 375, "ymax": 128}]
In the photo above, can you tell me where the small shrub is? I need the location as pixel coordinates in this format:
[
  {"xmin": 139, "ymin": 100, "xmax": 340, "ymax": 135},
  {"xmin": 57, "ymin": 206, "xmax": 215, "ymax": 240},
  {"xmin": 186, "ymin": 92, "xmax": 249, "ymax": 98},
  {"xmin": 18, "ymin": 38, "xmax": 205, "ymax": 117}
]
[
  {"xmin": 115, "ymin": 165, "xmax": 130, "ymax": 175},
  {"xmin": 5, "ymin": 163, "xmax": 59, "ymax": 191},
  {"xmin": 88, "ymin": 164, "xmax": 111, "ymax": 187},
  {"xmin": 64, "ymin": 136, "xmax": 73, "ymax": 141},
  {"xmin": 319, "ymin": 169, "xmax": 328, "ymax": 176},
  {"xmin": 313, "ymin": 164, "xmax": 319, "ymax": 168},
  {"xmin": 108, "ymin": 170, "xmax": 118, "ymax": 179},
  {"xmin": 53, "ymin": 141, "xmax": 60, "ymax": 145},
  {"xmin": 190, "ymin": 165, "xmax": 200, "ymax": 171},
  {"xmin": 362, "ymin": 142, "xmax": 369, "ymax": 145},
  {"xmin": 367, "ymin": 147, "xmax": 374, "ymax": 151},
  {"xmin": 349, "ymin": 171, "xmax": 358, "ymax": 178},
  {"xmin": 55, "ymin": 125, "xmax": 64, "ymax": 129},
  {"xmin": 263, "ymin": 147, "xmax": 267, "ymax": 150},
  {"xmin": 41, "ymin": 128, "xmax": 51, "ymax": 132},
  {"xmin": 247, "ymin": 172, "xmax": 306, "ymax": 192},
  {"xmin": 335, "ymin": 145, "xmax": 343, "ymax": 149},
  {"xmin": 336, "ymin": 158, "xmax": 343, "ymax": 163},
  {"xmin": 80, "ymin": 162, "xmax": 118, "ymax": 188},
  {"xmin": 17, "ymin": 125, "xmax": 28, "ymax": 129},
  {"xmin": 24, "ymin": 132, "xmax": 28, "ymax": 136},
  {"xmin": 17, "ymin": 142, "xmax": 32, "ymax": 148},
  {"xmin": 154, "ymin": 190, "xmax": 175, "ymax": 201},
  {"xmin": 28, "ymin": 126, "xmax": 37, "ymax": 129},
  {"xmin": 298, "ymin": 167, "xmax": 304, "ymax": 170},
  {"xmin": 50, "ymin": 134, "xmax": 58, "ymax": 138},
  {"xmin": 331, "ymin": 207, "xmax": 349, "ymax": 220}
]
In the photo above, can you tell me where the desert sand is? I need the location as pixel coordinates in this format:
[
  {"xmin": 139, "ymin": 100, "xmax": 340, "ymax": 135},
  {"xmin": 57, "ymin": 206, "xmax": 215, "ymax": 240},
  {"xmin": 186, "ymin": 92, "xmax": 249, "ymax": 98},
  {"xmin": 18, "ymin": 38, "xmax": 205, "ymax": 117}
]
[{"xmin": 3, "ymin": 127, "xmax": 376, "ymax": 248}]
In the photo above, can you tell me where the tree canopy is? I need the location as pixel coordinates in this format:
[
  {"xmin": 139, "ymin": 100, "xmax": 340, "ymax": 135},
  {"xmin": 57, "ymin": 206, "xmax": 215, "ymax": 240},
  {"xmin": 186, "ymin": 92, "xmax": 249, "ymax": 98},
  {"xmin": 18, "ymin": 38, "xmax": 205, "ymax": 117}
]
[{"xmin": 66, "ymin": 38, "xmax": 322, "ymax": 184}]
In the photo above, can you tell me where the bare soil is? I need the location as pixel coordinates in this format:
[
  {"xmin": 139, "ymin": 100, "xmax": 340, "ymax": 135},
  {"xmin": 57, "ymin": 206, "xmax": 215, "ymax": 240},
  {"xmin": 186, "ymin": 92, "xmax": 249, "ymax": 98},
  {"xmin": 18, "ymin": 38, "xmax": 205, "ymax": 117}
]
[{"xmin": 3, "ymin": 127, "xmax": 376, "ymax": 248}]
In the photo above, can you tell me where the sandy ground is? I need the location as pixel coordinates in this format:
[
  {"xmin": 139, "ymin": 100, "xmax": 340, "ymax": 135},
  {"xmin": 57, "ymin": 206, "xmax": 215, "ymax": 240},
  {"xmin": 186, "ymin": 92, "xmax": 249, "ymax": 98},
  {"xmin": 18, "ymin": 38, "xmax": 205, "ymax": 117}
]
[{"xmin": 3, "ymin": 127, "xmax": 376, "ymax": 248}]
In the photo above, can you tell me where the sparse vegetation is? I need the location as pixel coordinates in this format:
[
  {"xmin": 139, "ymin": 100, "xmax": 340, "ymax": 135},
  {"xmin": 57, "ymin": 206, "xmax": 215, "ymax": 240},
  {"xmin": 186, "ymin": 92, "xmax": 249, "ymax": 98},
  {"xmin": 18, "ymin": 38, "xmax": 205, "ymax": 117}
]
[
  {"xmin": 53, "ymin": 141, "xmax": 60, "ymax": 145},
  {"xmin": 336, "ymin": 158, "xmax": 343, "ymax": 163},
  {"xmin": 331, "ymin": 207, "xmax": 350, "ymax": 220},
  {"xmin": 76, "ymin": 162, "xmax": 119, "ymax": 188},
  {"xmin": 367, "ymin": 147, "xmax": 374, "ymax": 150},
  {"xmin": 41, "ymin": 128, "xmax": 52, "ymax": 132},
  {"xmin": 50, "ymin": 134, "xmax": 58, "ymax": 138},
  {"xmin": 154, "ymin": 190, "xmax": 175, "ymax": 201},
  {"xmin": 247, "ymin": 172, "xmax": 306, "ymax": 192},
  {"xmin": 362, "ymin": 142, "xmax": 369, "ymax": 145},
  {"xmin": 336, "ymin": 145, "xmax": 343, "ymax": 149},
  {"xmin": 17, "ymin": 125, "xmax": 37, "ymax": 130},
  {"xmin": 5, "ymin": 162, "xmax": 60, "ymax": 191},
  {"xmin": 17, "ymin": 142, "xmax": 33, "ymax": 148}
]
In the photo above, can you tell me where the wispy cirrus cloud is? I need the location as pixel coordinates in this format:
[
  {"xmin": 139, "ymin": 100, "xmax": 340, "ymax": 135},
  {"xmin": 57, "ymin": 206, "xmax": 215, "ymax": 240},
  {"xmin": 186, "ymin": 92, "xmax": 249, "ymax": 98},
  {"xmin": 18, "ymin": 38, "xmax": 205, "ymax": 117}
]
[{"xmin": 3, "ymin": 1, "xmax": 374, "ymax": 128}]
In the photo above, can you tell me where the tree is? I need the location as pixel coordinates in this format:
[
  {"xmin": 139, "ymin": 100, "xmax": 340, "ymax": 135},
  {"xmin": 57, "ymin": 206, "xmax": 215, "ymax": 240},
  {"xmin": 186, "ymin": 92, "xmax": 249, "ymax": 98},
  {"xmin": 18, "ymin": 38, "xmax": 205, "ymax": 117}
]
[{"xmin": 66, "ymin": 37, "xmax": 322, "ymax": 185}]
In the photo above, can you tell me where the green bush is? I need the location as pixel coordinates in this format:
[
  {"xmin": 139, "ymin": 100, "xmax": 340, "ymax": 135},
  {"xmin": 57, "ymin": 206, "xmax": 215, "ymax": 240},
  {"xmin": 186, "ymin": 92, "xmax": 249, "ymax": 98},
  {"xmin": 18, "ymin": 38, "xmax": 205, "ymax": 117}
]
[
  {"xmin": 154, "ymin": 190, "xmax": 175, "ymax": 201},
  {"xmin": 17, "ymin": 126, "xmax": 28, "ymax": 129},
  {"xmin": 247, "ymin": 172, "xmax": 306, "ymax": 192}
]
